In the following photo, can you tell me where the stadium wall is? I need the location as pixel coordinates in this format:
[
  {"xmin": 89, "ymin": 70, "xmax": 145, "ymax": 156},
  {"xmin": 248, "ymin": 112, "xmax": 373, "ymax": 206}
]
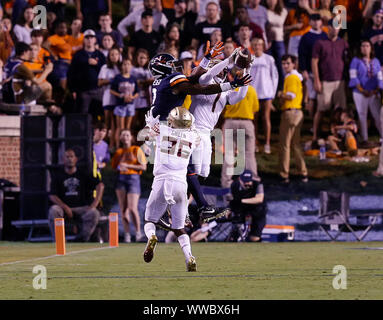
[{"xmin": 0, "ymin": 116, "xmax": 20, "ymax": 186}]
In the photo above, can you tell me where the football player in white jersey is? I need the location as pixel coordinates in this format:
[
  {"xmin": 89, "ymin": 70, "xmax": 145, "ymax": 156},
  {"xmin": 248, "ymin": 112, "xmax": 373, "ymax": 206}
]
[
  {"xmin": 143, "ymin": 106, "xmax": 200, "ymax": 272},
  {"xmin": 187, "ymin": 52, "xmax": 251, "ymax": 220}
]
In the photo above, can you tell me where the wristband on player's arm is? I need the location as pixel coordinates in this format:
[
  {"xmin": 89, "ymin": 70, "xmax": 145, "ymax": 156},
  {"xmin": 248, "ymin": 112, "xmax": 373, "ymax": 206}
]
[
  {"xmin": 220, "ymin": 82, "xmax": 232, "ymax": 92},
  {"xmin": 199, "ymin": 57, "xmax": 210, "ymax": 70}
]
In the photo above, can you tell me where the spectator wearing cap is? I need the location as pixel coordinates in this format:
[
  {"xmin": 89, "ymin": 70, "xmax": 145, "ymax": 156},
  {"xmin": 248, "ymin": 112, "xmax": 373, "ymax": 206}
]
[
  {"xmin": 229, "ymin": 170, "xmax": 267, "ymax": 242},
  {"xmin": 127, "ymin": 10, "xmax": 162, "ymax": 60},
  {"xmin": 363, "ymin": 0, "xmax": 383, "ymax": 19},
  {"xmin": 67, "ymin": 29, "xmax": 106, "ymax": 115},
  {"xmin": 168, "ymin": 0, "xmax": 198, "ymax": 51},
  {"xmin": 363, "ymin": 9, "xmax": 383, "ymax": 66},
  {"xmin": 96, "ymin": 13, "xmax": 124, "ymax": 49},
  {"xmin": 191, "ymin": 1, "xmax": 231, "ymax": 50},
  {"xmin": 311, "ymin": 19, "xmax": 349, "ymax": 142},
  {"xmin": 349, "ymin": 39, "xmax": 383, "ymax": 147},
  {"xmin": 117, "ymin": 0, "xmax": 168, "ymax": 38},
  {"xmin": 179, "ymin": 50, "xmax": 193, "ymax": 76},
  {"xmin": 298, "ymin": 14, "xmax": 328, "ymax": 118},
  {"xmin": 75, "ymin": 0, "xmax": 112, "ymax": 31},
  {"xmin": 277, "ymin": 54, "xmax": 308, "ymax": 184}
]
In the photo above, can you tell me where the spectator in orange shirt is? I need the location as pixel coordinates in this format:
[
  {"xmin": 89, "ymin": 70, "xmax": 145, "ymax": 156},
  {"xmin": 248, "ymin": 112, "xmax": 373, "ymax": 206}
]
[
  {"xmin": 111, "ymin": 129, "xmax": 147, "ymax": 243},
  {"xmin": 46, "ymin": 20, "xmax": 72, "ymax": 90},
  {"xmin": 24, "ymin": 42, "xmax": 53, "ymax": 102},
  {"xmin": 67, "ymin": 18, "xmax": 84, "ymax": 58},
  {"xmin": 285, "ymin": 0, "xmax": 313, "ymax": 57},
  {"xmin": 31, "ymin": 29, "xmax": 51, "ymax": 65}
]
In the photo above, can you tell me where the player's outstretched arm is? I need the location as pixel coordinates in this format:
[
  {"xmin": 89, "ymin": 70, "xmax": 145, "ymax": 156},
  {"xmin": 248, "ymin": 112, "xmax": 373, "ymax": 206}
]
[
  {"xmin": 188, "ymin": 41, "xmax": 225, "ymax": 83},
  {"xmin": 227, "ymin": 70, "xmax": 251, "ymax": 105},
  {"xmin": 173, "ymin": 73, "xmax": 252, "ymax": 96},
  {"xmin": 199, "ymin": 48, "xmax": 241, "ymax": 85}
]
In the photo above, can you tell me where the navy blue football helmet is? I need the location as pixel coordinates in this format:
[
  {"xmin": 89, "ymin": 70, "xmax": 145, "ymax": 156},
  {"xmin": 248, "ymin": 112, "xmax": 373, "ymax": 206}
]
[{"xmin": 149, "ymin": 53, "xmax": 177, "ymax": 78}]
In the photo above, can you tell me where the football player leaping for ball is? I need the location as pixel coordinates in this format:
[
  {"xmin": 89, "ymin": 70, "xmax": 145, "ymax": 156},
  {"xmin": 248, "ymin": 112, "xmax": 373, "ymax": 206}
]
[
  {"xmin": 145, "ymin": 41, "xmax": 252, "ymax": 223},
  {"xmin": 142, "ymin": 107, "xmax": 200, "ymax": 271},
  {"xmin": 187, "ymin": 49, "xmax": 253, "ymax": 222}
]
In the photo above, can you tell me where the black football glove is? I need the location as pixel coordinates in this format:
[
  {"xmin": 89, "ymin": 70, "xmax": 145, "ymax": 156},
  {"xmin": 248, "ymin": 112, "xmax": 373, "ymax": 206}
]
[{"xmin": 230, "ymin": 74, "xmax": 252, "ymax": 89}]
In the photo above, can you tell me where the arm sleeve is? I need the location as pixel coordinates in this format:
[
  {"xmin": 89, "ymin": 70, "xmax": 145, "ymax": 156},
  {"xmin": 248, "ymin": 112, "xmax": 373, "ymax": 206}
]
[
  {"xmin": 256, "ymin": 183, "xmax": 264, "ymax": 195},
  {"xmin": 284, "ymin": 76, "xmax": 299, "ymax": 97},
  {"xmin": 12, "ymin": 25, "xmax": 23, "ymax": 42},
  {"xmin": 270, "ymin": 56, "xmax": 279, "ymax": 98},
  {"xmin": 298, "ymin": 36, "xmax": 307, "ymax": 71},
  {"xmin": 117, "ymin": 14, "xmax": 134, "ymax": 37},
  {"xmin": 110, "ymin": 76, "xmax": 119, "ymax": 92},
  {"xmin": 348, "ymin": 58, "xmax": 360, "ymax": 88},
  {"xmin": 199, "ymin": 58, "xmax": 230, "ymax": 85},
  {"xmin": 377, "ymin": 60, "xmax": 383, "ymax": 89},
  {"xmin": 98, "ymin": 65, "xmax": 106, "ymax": 79},
  {"xmin": 111, "ymin": 150, "xmax": 122, "ymax": 169},
  {"xmin": 311, "ymin": 40, "xmax": 321, "ymax": 59},
  {"xmin": 227, "ymin": 85, "xmax": 249, "ymax": 105}
]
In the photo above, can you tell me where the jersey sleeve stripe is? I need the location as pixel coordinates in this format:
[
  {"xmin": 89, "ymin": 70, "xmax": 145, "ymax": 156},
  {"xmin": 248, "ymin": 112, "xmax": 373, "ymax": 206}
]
[
  {"xmin": 170, "ymin": 78, "xmax": 189, "ymax": 87},
  {"xmin": 169, "ymin": 74, "xmax": 187, "ymax": 83}
]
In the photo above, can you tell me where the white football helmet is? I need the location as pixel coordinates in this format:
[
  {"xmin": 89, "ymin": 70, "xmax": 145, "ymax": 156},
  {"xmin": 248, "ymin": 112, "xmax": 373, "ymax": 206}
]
[{"xmin": 167, "ymin": 107, "xmax": 193, "ymax": 129}]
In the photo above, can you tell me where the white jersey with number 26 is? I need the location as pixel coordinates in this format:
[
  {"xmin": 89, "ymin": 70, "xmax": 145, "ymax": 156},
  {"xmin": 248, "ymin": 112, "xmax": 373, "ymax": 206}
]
[{"xmin": 153, "ymin": 124, "xmax": 200, "ymax": 184}]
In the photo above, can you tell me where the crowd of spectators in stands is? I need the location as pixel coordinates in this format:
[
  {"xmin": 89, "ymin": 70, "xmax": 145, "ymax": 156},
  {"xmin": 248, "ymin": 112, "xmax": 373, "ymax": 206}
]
[{"xmin": 1, "ymin": 0, "xmax": 383, "ymax": 241}]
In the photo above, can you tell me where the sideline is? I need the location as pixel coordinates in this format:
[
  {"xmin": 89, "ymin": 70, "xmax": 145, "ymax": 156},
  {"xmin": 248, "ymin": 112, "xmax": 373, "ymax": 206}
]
[{"xmin": 0, "ymin": 246, "xmax": 115, "ymax": 266}]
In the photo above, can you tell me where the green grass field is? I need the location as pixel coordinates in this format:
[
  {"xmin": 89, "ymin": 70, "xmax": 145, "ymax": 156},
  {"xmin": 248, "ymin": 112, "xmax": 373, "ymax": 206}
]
[{"xmin": 1, "ymin": 241, "xmax": 382, "ymax": 300}]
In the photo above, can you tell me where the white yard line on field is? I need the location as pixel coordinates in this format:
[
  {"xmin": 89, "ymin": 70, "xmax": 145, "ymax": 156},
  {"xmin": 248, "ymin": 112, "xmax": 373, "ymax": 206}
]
[{"xmin": 0, "ymin": 246, "xmax": 115, "ymax": 266}]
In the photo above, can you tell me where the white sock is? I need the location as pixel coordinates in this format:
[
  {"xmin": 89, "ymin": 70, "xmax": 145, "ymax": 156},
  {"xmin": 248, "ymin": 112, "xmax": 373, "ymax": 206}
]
[
  {"xmin": 178, "ymin": 234, "xmax": 192, "ymax": 261},
  {"xmin": 124, "ymin": 233, "xmax": 131, "ymax": 243},
  {"xmin": 144, "ymin": 222, "xmax": 156, "ymax": 239}
]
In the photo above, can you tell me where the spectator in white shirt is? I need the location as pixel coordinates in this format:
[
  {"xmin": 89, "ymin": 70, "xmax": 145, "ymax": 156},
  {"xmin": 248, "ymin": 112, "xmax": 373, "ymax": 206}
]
[
  {"xmin": 265, "ymin": 0, "xmax": 288, "ymax": 90},
  {"xmin": 250, "ymin": 37, "xmax": 279, "ymax": 154},
  {"xmin": 13, "ymin": 6, "xmax": 35, "ymax": 44}
]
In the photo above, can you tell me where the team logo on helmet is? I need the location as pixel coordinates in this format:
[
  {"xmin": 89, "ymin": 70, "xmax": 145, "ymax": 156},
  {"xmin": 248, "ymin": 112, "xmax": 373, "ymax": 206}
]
[{"xmin": 149, "ymin": 53, "xmax": 177, "ymax": 78}]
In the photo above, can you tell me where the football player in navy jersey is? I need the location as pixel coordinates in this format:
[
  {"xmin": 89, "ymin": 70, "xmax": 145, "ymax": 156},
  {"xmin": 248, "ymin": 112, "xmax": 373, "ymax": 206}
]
[{"xmin": 146, "ymin": 41, "xmax": 252, "ymax": 223}]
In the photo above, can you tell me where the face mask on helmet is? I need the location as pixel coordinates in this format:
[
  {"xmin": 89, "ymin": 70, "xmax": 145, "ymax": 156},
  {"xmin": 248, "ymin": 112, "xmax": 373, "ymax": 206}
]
[{"xmin": 173, "ymin": 60, "xmax": 184, "ymax": 74}]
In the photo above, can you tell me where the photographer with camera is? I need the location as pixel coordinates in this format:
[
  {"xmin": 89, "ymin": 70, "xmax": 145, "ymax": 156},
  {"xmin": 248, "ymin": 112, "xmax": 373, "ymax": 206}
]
[{"xmin": 229, "ymin": 170, "xmax": 267, "ymax": 242}]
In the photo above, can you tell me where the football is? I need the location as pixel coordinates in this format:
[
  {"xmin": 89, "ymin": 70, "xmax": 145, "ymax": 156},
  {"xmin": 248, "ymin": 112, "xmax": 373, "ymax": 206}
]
[{"xmin": 234, "ymin": 48, "xmax": 252, "ymax": 69}]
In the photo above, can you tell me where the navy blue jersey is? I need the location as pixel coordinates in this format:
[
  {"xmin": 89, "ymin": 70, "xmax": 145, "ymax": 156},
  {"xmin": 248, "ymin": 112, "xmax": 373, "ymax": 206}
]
[{"xmin": 151, "ymin": 72, "xmax": 189, "ymax": 120}]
